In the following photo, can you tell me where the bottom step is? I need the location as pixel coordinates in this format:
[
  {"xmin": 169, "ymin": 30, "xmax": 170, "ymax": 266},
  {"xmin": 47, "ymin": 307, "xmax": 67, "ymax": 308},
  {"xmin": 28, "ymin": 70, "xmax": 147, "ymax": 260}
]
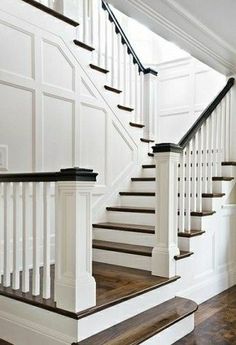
[{"xmin": 77, "ymin": 297, "xmax": 197, "ymax": 345}]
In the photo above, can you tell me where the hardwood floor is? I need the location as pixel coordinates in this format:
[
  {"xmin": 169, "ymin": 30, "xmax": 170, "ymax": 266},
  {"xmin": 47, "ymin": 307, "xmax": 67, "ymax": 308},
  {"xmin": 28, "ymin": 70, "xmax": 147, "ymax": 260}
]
[
  {"xmin": 0, "ymin": 340, "xmax": 12, "ymax": 345},
  {"xmin": 175, "ymin": 286, "xmax": 236, "ymax": 344}
]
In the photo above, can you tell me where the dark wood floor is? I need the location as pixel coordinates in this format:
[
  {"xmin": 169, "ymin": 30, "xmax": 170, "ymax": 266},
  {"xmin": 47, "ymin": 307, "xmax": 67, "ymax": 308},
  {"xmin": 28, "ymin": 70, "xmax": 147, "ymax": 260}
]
[{"xmin": 175, "ymin": 285, "xmax": 236, "ymax": 345}]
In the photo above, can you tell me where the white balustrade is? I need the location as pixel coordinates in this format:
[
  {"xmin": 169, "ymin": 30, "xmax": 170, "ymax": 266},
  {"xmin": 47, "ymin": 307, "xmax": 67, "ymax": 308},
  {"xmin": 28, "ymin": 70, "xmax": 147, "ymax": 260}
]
[{"xmin": 0, "ymin": 168, "xmax": 97, "ymax": 313}]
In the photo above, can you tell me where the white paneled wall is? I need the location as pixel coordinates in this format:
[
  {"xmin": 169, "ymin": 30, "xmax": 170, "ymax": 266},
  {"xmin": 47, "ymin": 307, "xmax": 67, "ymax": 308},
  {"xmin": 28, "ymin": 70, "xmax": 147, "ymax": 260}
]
[
  {"xmin": 0, "ymin": 4, "xmax": 138, "ymax": 221},
  {"xmin": 156, "ymin": 57, "xmax": 226, "ymax": 143}
]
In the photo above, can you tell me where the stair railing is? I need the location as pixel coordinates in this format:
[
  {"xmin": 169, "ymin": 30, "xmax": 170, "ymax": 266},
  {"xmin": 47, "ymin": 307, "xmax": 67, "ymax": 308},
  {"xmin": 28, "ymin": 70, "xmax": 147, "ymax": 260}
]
[
  {"xmin": 152, "ymin": 77, "xmax": 235, "ymax": 278},
  {"xmin": 0, "ymin": 168, "xmax": 97, "ymax": 313},
  {"xmin": 30, "ymin": 0, "xmax": 158, "ymax": 138}
]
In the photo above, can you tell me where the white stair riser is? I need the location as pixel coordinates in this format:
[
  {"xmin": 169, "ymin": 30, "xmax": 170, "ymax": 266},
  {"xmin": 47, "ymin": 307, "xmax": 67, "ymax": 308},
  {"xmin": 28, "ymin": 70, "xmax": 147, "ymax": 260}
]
[
  {"xmin": 107, "ymin": 211, "xmax": 155, "ymax": 226},
  {"xmin": 120, "ymin": 195, "xmax": 156, "ymax": 207},
  {"xmin": 142, "ymin": 314, "xmax": 194, "ymax": 345},
  {"xmin": 222, "ymin": 165, "xmax": 236, "ymax": 177},
  {"xmin": 202, "ymin": 197, "xmax": 224, "ymax": 211},
  {"xmin": 130, "ymin": 181, "xmax": 156, "ymax": 192},
  {"xmin": 141, "ymin": 168, "xmax": 156, "ymax": 177},
  {"xmin": 93, "ymin": 228, "xmax": 155, "ymax": 246},
  {"xmin": 191, "ymin": 215, "xmax": 214, "ymax": 230},
  {"xmin": 212, "ymin": 180, "xmax": 234, "ymax": 193},
  {"xmin": 93, "ymin": 249, "xmax": 151, "ymax": 271}
]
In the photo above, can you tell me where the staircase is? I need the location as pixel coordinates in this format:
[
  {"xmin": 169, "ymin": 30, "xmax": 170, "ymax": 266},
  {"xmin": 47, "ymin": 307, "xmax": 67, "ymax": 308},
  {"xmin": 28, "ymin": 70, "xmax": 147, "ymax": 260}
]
[{"xmin": 0, "ymin": 1, "xmax": 235, "ymax": 344}]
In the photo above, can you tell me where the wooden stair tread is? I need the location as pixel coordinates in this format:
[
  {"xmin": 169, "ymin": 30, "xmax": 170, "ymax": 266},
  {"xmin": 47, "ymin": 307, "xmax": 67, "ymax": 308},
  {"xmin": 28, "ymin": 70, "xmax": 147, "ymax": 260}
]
[
  {"xmin": 106, "ymin": 206, "xmax": 155, "ymax": 213},
  {"xmin": 174, "ymin": 251, "xmax": 194, "ymax": 260},
  {"xmin": 77, "ymin": 297, "xmax": 198, "ymax": 345},
  {"xmin": 222, "ymin": 161, "xmax": 236, "ymax": 166},
  {"xmin": 131, "ymin": 177, "xmax": 155, "ymax": 181},
  {"xmin": 129, "ymin": 122, "xmax": 145, "ymax": 128},
  {"xmin": 212, "ymin": 176, "xmax": 234, "ymax": 181},
  {"xmin": 117, "ymin": 104, "xmax": 134, "ymax": 112},
  {"xmin": 191, "ymin": 211, "xmax": 216, "ymax": 217},
  {"xmin": 22, "ymin": 0, "xmax": 79, "ymax": 26},
  {"xmin": 104, "ymin": 85, "xmax": 122, "ymax": 94},
  {"xmin": 178, "ymin": 230, "xmax": 205, "ymax": 238},
  {"xmin": 140, "ymin": 138, "xmax": 155, "ymax": 143},
  {"xmin": 93, "ymin": 240, "xmax": 153, "ymax": 256},
  {"xmin": 0, "ymin": 263, "xmax": 180, "ymax": 320},
  {"xmin": 119, "ymin": 192, "xmax": 155, "ymax": 196},
  {"xmin": 148, "ymin": 153, "xmax": 154, "ymax": 157},
  {"xmin": 89, "ymin": 64, "xmax": 109, "ymax": 74},
  {"xmin": 93, "ymin": 222, "xmax": 155, "ymax": 233},
  {"xmin": 142, "ymin": 164, "xmax": 156, "ymax": 169},
  {"xmin": 202, "ymin": 193, "xmax": 225, "ymax": 198},
  {"xmin": 73, "ymin": 40, "xmax": 95, "ymax": 51}
]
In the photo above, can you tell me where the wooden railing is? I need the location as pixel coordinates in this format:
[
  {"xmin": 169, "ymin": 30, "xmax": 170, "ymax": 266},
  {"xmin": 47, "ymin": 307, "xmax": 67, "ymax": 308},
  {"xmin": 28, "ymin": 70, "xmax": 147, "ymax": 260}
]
[
  {"xmin": 0, "ymin": 168, "xmax": 97, "ymax": 312},
  {"xmin": 152, "ymin": 78, "xmax": 235, "ymax": 277}
]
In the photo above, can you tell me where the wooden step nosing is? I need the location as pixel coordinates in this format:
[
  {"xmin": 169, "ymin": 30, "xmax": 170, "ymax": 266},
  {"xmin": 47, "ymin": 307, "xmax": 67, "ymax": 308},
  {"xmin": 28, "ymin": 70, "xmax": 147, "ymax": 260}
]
[
  {"xmin": 104, "ymin": 85, "xmax": 122, "ymax": 94},
  {"xmin": 131, "ymin": 178, "xmax": 155, "ymax": 182},
  {"xmin": 140, "ymin": 138, "xmax": 155, "ymax": 143},
  {"xmin": 73, "ymin": 40, "xmax": 95, "ymax": 51},
  {"xmin": 119, "ymin": 192, "xmax": 155, "ymax": 196},
  {"xmin": 212, "ymin": 176, "xmax": 234, "ymax": 181},
  {"xmin": 118, "ymin": 104, "xmax": 134, "ymax": 112},
  {"xmin": 106, "ymin": 207, "xmax": 155, "ymax": 214},
  {"xmin": 202, "ymin": 193, "xmax": 225, "ymax": 198},
  {"xmin": 129, "ymin": 122, "xmax": 145, "ymax": 128},
  {"xmin": 89, "ymin": 64, "xmax": 109, "ymax": 74},
  {"xmin": 222, "ymin": 161, "xmax": 236, "ymax": 166},
  {"xmin": 93, "ymin": 244, "xmax": 152, "ymax": 257},
  {"xmin": 178, "ymin": 230, "xmax": 205, "ymax": 238},
  {"xmin": 174, "ymin": 251, "xmax": 194, "ymax": 261},
  {"xmin": 142, "ymin": 165, "xmax": 156, "ymax": 169},
  {"xmin": 93, "ymin": 223, "xmax": 155, "ymax": 234},
  {"xmin": 190, "ymin": 211, "xmax": 216, "ymax": 217}
]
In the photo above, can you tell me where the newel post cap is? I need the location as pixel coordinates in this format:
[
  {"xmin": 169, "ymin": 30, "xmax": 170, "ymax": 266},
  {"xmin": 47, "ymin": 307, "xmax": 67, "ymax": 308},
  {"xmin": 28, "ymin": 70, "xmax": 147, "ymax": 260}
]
[
  {"xmin": 58, "ymin": 167, "xmax": 98, "ymax": 181},
  {"xmin": 152, "ymin": 143, "xmax": 183, "ymax": 154}
]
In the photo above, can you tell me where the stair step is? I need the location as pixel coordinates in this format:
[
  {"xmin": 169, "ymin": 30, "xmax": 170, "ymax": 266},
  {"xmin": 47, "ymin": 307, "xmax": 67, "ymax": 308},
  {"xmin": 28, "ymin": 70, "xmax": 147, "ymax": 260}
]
[
  {"xmin": 140, "ymin": 138, "xmax": 155, "ymax": 143},
  {"xmin": 131, "ymin": 177, "xmax": 155, "ymax": 182},
  {"xmin": 22, "ymin": 0, "xmax": 80, "ymax": 26},
  {"xmin": 119, "ymin": 192, "xmax": 155, "ymax": 196},
  {"xmin": 178, "ymin": 230, "xmax": 205, "ymax": 238},
  {"xmin": 78, "ymin": 296, "xmax": 197, "ymax": 345},
  {"xmin": 93, "ymin": 240, "xmax": 152, "ymax": 257},
  {"xmin": 190, "ymin": 211, "xmax": 216, "ymax": 217},
  {"xmin": 202, "ymin": 193, "xmax": 225, "ymax": 198},
  {"xmin": 142, "ymin": 164, "xmax": 156, "ymax": 169},
  {"xmin": 212, "ymin": 176, "xmax": 234, "ymax": 181},
  {"xmin": 89, "ymin": 64, "xmax": 109, "ymax": 74},
  {"xmin": 222, "ymin": 161, "xmax": 236, "ymax": 166},
  {"xmin": 117, "ymin": 104, "xmax": 134, "ymax": 112},
  {"xmin": 148, "ymin": 153, "xmax": 154, "ymax": 157},
  {"xmin": 174, "ymin": 250, "xmax": 194, "ymax": 260},
  {"xmin": 129, "ymin": 122, "xmax": 145, "ymax": 128},
  {"xmin": 106, "ymin": 206, "xmax": 155, "ymax": 214},
  {"xmin": 73, "ymin": 40, "xmax": 95, "ymax": 51},
  {"xmin": 104, "ymin": 85, "xmax": 122, "ymax": 93},
  {"xmin": 93, "ymin": 222, "xmax": 155, "ymax": 234}
]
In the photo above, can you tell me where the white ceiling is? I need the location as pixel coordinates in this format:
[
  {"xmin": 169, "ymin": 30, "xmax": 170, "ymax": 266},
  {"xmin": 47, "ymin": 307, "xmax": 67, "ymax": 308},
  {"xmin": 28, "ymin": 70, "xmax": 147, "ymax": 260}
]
[{"xmin": 107, "ymin": 0, "xmax": 236, "ymax": 75}]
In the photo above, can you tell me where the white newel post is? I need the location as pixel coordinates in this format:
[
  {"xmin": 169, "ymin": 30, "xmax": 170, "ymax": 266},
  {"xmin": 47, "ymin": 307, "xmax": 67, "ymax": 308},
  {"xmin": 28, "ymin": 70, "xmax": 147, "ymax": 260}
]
[
  {"xmin": 229, "ymin": 76, "xmax": 236, "ymax": 160},
  {"xmin": 152, "ymin": 144, "xmax": 182, "ymax": 278},
  {"xmin": 54, "ymin": 168, "xmax": 98, "ymax": 313},
  {"xmin": 143, "ymin": 70, "xmax": 158, "ymax": 140}
]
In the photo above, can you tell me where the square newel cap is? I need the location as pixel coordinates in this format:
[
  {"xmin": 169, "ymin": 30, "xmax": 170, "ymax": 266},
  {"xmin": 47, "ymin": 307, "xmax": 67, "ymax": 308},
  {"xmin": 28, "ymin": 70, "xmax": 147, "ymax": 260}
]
[
  {"xmin": 59, "ymin": 167, "xmax": 98, "ymax": 181},
  {"xmin": 152, "ymin": 143, "xmax": 183, "ymax": 154}
]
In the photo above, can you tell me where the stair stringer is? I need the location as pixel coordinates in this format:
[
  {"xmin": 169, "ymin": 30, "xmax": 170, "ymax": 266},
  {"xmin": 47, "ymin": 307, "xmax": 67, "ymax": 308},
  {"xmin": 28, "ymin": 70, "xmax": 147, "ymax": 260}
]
[{"xmin": 0, "ymin": 0, "xmax": 154, "ymax": 223}]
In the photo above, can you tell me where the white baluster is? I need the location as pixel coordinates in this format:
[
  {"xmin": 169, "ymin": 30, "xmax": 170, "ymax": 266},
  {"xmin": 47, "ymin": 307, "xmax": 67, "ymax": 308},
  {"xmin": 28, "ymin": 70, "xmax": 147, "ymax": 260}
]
[
  {"xmin": 185, "ymin": 145, "xmax": 191, "ymax": 232},
  {"xmin": 196, "ymin": 129, "xmax": 203, "ymax": 212},
  {"xmin": 32, "ymin": 182, "xmax": 42, "ymax": 296},
  {"xmin": 221, "ymin": 100, "xmax": 226, "ymax": 163},
  {"xmin": 225, "ymin": 94, "xmax": 231, "ymax": 161},
  {"xmin": 117, "ymin": 33, "xmax": 122, "ymax": 90},
  {"xmin": 0, "ymin": 183, "xmax": 3, "ymax": 277},
  {"xmin": 218, "ymin": 103, "xmax": 223, "ymax": 176},
  {"xmin": 207, "ymin": 116, "xmax": 213, "ymax": 193},
  {"xmin": 140, "ymin": 71, "xmax": 144, "ymax": 124},
  {"xmin": 111, "ymin": 22, "xmax": 116, "ymax": 87},
  {"xmin": 3, "ymin": 183, "xmax": 12, "ymax": 287},
  {"xmin": 134, "ymin": 64, "xmax": 139, "ymax": 122},
  {"xmin": 104, "ymin": 11, "xmax": 109, "ymax": 71},
  {"xmin": 12, "ymin": 183, "xmax": 21, "ymax": 290},
  {"xmin": 89, "ymin": 0, "xmax": 94, "ymax": 47},
  {"xmin": 213, "ymin": 109, "xmax": 218, "ymax": 176},
  {"xmin": 22, "ymin": 183, "xmax": 31, "ymax": 293},
  {"xmin": 191, "ymin": 136, "xmax": 197, "ymax": 211},
  {"xmin": 123, "ymin": 44, "xmax": 127, "ymax": 105},
  {"xmin": 43, "ymin": 182, "xmax": 51, "ymax": 299},
  {"xmin": 179, "ymin": 150, "xmax": 186, "ymax": 232},
  {"xmin": 202, "ymin": 122, "xmax": 208, "ymax": 192},
  {"xmin": 97, "ymin": 0, "xmax": 102, "ymax": 66},
  {"xmin": 83, "ymin": 0, "xmax": 88, "ymax": 43}
]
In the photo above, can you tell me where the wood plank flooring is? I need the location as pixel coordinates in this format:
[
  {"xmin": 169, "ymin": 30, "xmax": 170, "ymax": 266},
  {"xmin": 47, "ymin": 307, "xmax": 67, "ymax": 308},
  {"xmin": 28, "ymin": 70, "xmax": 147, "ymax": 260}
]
[{"xmin": 174, "ymin": 285, "xmax": 236, "ymax": 344}]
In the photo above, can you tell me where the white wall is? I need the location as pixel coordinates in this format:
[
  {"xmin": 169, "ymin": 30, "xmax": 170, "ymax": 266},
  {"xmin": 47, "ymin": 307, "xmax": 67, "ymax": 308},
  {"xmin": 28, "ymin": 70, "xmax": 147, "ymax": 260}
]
[{"xmin": 156, "ymin": 57, "xmax": 226, "ymax": 143}]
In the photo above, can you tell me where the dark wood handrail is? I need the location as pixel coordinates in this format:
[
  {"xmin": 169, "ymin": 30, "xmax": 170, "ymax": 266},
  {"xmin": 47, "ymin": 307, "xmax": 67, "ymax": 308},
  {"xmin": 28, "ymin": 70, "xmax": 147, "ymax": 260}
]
[
  {"xmin": 179, "ymin": 77, "xmax": 235, "ymax": 148},
  {"xmin": 0, "ymin": 168, "xmax": 97, "ymax": 183},
  {"xmin": 102, "ymin": 1, "xmax": 157, "ymax": 76}
]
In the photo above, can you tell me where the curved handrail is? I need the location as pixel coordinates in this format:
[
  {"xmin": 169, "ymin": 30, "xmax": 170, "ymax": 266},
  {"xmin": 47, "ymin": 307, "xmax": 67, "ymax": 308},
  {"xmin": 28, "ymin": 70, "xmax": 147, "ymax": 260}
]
[
  {"xmin": 102, "ymin": 1, "xmax": 158, "ymax": 76},
  {"xmin": 178, "ymin": 77, "xmax": 235, "ymax": 148}
]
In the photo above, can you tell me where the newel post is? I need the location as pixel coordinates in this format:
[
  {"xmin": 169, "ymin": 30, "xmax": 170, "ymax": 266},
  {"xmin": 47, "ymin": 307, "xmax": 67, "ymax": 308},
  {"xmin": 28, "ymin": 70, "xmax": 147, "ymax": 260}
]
[
  {"xmin": 152, "ymin": 144, "xmax": 182, "ymax": 278},
  {"xmin": 143, "ymin": 70, "xmax": 158, "ymax": 140},
  {"xmin": 54, "ymin": 168, "xmax": 98, "ymax": 313}
]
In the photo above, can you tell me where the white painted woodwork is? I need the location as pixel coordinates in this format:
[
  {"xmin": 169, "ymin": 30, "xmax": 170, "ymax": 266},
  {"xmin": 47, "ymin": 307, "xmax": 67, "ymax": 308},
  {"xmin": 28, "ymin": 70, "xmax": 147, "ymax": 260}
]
[
  {"xmin": 54, "ymin": 181, "xmax": 96, "ymax": 313},
  {"xmin": 43, "ymin": 182, "xmax": 51, "ymax": 299},
  {"xmin": 152, "ymin": 151, "xmax": 180, "ymax": 277},
  {"xmin": 22, "ymin": 183, "xmax": 31, "ymax": 293},
  {"xmin": 12, "ymin": 183, "xmax": 21, "ymax": 290}
]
